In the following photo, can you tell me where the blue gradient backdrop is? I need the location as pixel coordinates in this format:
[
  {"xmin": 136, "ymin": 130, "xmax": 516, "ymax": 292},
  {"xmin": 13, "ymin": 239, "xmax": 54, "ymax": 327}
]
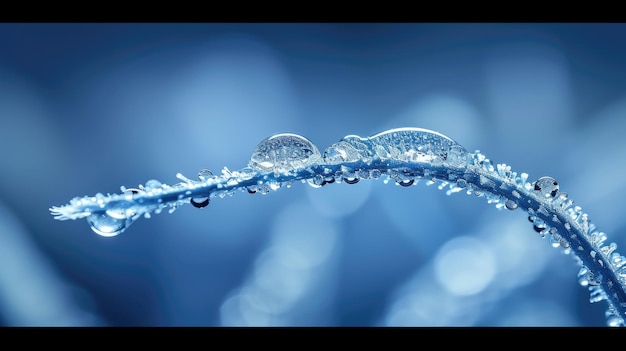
[{"xmin": 1, "ymin": 23, "xmax": 625, "ymax": 326}]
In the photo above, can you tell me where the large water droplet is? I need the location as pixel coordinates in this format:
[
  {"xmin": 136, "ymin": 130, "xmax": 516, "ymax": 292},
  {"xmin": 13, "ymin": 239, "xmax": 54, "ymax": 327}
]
[
  {"xmin": 367, "ymin": 127, "xmax": 467, "ymax": 167},
  {"xmin": 533, "ymin": 176, "xmax": 559, "ymax": 198},
  {"xmin": 249, "ymin": 133, "xmax": 321, "ymax": 174},
  {"xmin": 87, "ymin": 212, "xmax": 132, "ymax": 237}
]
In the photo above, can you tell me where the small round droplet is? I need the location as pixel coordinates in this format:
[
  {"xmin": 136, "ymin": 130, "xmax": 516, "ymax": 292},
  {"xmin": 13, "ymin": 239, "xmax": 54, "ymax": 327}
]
[
  {"xmin": 533, "ymin": 176, "xmax": 559, "ymax": 198},
  {"xmin": 343, "ymin": 177, "xmax": 360, "ymax": 185},
  {"xmin": 307, "ymin": 174, "xmax": 325, "ymax": 188},
  {"xmin": 249, "ymin": 133, "xmax": 321, "ymax": 174},
  {"xmin": 456, "ymin": 178, "xmax": 467, "ymax": 189},
  {"xmin": 397, "ymin": 179, "xmax": 414, "ymax": 187},
  {"xmin": 144, "ymin": 179, "xmax": 163, "ymax": 191},
  {"xmin": 87, "ymin": 212, "xmax": 131, "ymax": 237},
  {"xmin": 238, "ymin": 167, "xmax": 256, "ymax": 180},
  {"xmin": 607, "ymin": 315, "xmax": 624, "ymax": 327},
  {"xmin": 190, "ymin": 197, "xmax": 210, "ymax": 208},
  {"xmin": 504, "ymin": 199, "xmax": 518, "ymax": 211},
  {"xmin": 197, "ymin": 169, "xmax": 214, "ymax": 181}
]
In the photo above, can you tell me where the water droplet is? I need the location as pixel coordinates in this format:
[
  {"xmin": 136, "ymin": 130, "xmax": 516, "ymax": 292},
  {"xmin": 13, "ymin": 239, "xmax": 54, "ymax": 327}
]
[
  {"xmin": 456, "ymin": 179, "xmax": 468, "ymax": 190},
  {"xmin": 367, "ymin": 127, "xmax": 467, "ymax": 167},
  {"xmin": 249, "ymin": 133, "xmax": 321, "ymax": 174},
  {"xmin": 533, "ymin": 176, "xmax": 559, "ymax": 198},
  {"xmin": 370, "ymin": 169, "xmax": 382, "ymax": 179},
  {"xmin": 269, "ymin": 181, "xmax": 281, "ymax": 191},
  {"xmin": 238, "ymin": 167, "xmax": 256, "ymax": 180},
  {"xmin": 144, "ymin": 179, "xmax": 163, "ymax": 191},
  {"xmin": 343, "ymin": 177, "xmax": 360, "ymax": 185},
  {"xmin": 397, "ymin": 179, "xmax": 414, "ymax": 187},
  {"xmin": 307, "ymin": 174, "xmax": 325, "ymax": 188},
  {"xmin": 257, "ymin": 183, "xmax": 271, "ymax": 195},
  {"xmin": 504, "ymin": 199, "xmax": 518, "ymax": 210},
  {"xmin": 87, "ymin": 212, "xmax": 132, "ymax": 237},
  {"xmin": 197, "ymin": 169, "xmax": 214, "ymax": 181},
  {"xmin": 533, "ymin": 223, "xmax": 547, "ymax": 234},
  {"xmin": 607, "ymin": 315, "xmax": 624, "ymax": 327},
  {"xmin": 190, "ymin": 197, "xmax": 210, "ymax": 208}
]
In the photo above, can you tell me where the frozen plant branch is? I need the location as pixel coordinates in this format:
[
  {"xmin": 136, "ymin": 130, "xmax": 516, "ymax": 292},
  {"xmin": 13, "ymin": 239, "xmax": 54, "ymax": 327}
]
[{"xmin": 50, "ymin": 127, "xmax": 626, "ymax": 326}]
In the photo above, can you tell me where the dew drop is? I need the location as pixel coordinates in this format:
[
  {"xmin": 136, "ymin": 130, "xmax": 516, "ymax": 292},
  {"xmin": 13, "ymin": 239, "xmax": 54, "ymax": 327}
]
[
  {"xmin": 607, "ymin": 315, "xmax": 624, "ymax": 327},
  {"xmin": 238, "ymin": 167, "xmax": 256, "ymax": 180},
  {"xmin": 533, "ymin": 176, "xmax": 559, "ymax": 198},
  {"xmin": 504, "ymin": 199, "xmax": 518, "ymax": 211},
  {"xmin": 144, "ymin": 179, "xmax": 163, "ymax": 191},
  {"xmin": 307, "ymin": 174, "xmax": 325, "ymax": 188},
  {"xmin": 190, "ymin": 197, "xmax": 210, "ymax": 208},
  {"xmin": 249, "ymin": 133, "xmax": 321, "ymax": 174},
  {"xmin": 397, "ymin": 179, "xmax": 414, "ymax": 187},
  {"xmin": 343, "ymin": 177, "xmax": 360, "ymax": 185},
  {"xmin": 456, "ymin": 178, "xmax": 467, "ymax": 189},
  {"xmin": 367, "ymin": 127, "xmax": 467, "ymax": 167},
  {"xmin": 370, "ymin": 169, "xmax": 382, "ymax": 179},
  {"xmin": 269, "ymin": 181, "xmax": 281, "ymax": 191},
  {"xmin": 197, "ymin": 169, "xmax": 214, "ymax": 181},
  {"xmin": 87, "ymin": 212, "xmax": 132, "ymax": 237}
]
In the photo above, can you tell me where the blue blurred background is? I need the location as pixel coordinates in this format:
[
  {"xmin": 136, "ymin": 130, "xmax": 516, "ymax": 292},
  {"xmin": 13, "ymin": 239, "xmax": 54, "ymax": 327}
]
[{"xmin": 1, "ymin": 23, "xmax": 625, "ymax": 326}]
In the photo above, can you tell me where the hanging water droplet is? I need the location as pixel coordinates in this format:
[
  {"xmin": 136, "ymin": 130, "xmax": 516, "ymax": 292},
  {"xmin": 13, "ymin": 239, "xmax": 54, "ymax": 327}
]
[
  {"xmin": 533, "ymin": 176, "xmax": 559, "ymax": 198},
  {"xmin": 269, "ymin": 181, "xmax": 281, "ymax": 191},
  {"xmin": 607, "ymin": 315, "xmax": 624, "ymax": 327},
  {"xmin": 370, "ymin": 169, "xmax": 382, "ymax": 179},
  {"xmin": 397, "ymin": 179, "xmax": 414, "ymax": 187},
  {"xmin": 504, "ymin": 198, "xmax": 518, "ymax": 211},
  {"xmin": 197, "ymin": 169, "xmax": 214, "ymax": 181},
  {"xmin": 456, "ymin": 178, "xmax": 467, "ymax": 189},
  {"xmin": 257, "ymin": 183, "xmax": 271, "ymax": 195},
  {"xmin": 87, "ymin": 212, "xmax": 132, "ymax": 237},
  {"xmin": 307, "ymin": 174, "xmax": 325, "ymax": 188},
  {"xmin": 190, "ymin": 197, "xmax": 210, "ymax": 208},
  {"xmin": 344, "ymin": 177, "xmax": 360, "ymax": 185},
  {"xmin": 105, "ymin": 201, "xmax": 136, "ymax": 220},
  {"xmin": 249, "ymin": 133, "xmax": 321, "ymax": 174}
]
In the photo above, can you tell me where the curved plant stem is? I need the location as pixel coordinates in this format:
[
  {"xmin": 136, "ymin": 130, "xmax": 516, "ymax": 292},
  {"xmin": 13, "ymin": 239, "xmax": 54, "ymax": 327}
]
[{"xmin": 50, "ymin": 128, "xmax": 626, "ymax": 326}]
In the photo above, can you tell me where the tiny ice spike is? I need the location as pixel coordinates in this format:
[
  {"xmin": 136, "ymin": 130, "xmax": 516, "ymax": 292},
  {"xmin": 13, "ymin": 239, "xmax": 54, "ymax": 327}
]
[{"xmin": 49, "ymin": 126, "xmax": 626, "ymax": 326}]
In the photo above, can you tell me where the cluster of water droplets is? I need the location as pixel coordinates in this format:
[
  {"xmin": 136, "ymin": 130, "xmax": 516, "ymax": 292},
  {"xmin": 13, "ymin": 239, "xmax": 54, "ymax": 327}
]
[{"xmin": 50, "ymin": 126, "xmax": 626, "ymax": 326}]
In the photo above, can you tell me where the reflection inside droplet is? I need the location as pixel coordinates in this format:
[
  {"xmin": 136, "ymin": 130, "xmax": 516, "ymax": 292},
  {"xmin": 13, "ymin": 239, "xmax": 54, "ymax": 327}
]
[
  {"xmin": 249, "ymin": 133, "xmax": 321, "ymax": 174},
  {"xmin": 86, "ymin": 212, "xmax": 132, "ymax": 237}
]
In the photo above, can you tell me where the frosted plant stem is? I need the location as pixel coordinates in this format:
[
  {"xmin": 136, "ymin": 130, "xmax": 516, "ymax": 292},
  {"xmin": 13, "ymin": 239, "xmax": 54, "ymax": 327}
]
[{"xmin": 50, "ymin": 127, "xmax": 626, "ymax": 326}]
